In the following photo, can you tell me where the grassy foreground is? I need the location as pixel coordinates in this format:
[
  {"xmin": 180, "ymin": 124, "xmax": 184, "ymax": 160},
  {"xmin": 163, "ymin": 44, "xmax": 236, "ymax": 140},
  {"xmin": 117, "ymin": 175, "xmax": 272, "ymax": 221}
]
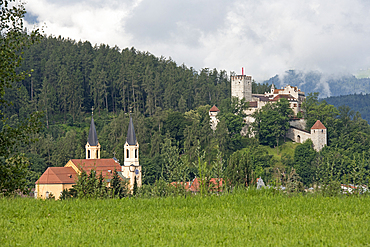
[{"xmin": 1, "ymin": 190, "xmax": 370, "ymax": 246}]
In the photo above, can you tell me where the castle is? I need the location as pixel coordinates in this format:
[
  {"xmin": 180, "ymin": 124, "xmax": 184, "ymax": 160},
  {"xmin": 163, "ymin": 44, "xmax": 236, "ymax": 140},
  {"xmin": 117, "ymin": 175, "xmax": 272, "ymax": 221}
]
[
  {"xmin": 35, "ymin": 114, "xmax": 141, "ymax": 199},
  {"xmin": 210, "ymin": 72, "xmax": 327, "ymax": 151}
]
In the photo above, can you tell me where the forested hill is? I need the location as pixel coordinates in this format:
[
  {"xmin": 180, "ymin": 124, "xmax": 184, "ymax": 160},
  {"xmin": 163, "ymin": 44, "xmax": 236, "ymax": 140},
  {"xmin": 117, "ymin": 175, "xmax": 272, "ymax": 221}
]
[
  {"xmin": 322, "ymin": 94, "xmax": 370, "ymax": 123},
  {"xmin": 9, "ymin": 35, "xmax": 231, "ymax": 125}
]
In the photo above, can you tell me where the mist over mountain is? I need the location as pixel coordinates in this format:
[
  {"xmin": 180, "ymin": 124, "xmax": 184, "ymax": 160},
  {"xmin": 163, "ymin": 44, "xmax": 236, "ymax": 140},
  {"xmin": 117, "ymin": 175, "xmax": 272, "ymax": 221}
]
[{"xmin": 263, "ymin": 70, "xmax": 370, "ymax": 98}]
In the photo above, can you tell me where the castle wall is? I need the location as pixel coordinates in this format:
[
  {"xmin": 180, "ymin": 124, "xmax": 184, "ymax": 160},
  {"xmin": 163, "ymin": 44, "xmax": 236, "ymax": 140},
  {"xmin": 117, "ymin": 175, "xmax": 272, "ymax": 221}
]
[
  {"xmin": 286, "ymin": 128, "xmax": 311, "ymax": 144},
  {"xmin": 289, "ymin": 119, "xmax": 307, "ymax": 130}
]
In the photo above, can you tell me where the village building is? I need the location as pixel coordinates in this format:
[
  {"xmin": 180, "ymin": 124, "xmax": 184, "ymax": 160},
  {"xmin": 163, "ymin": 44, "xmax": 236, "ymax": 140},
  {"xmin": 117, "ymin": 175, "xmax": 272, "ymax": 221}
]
[{"xmin": 35, "ymin": 114, "xmax": 141, "ymax": 200}]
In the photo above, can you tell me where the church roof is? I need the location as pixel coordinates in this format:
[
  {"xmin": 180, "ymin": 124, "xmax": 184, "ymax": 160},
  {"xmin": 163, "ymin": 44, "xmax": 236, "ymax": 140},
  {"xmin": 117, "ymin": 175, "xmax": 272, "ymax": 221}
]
[
  {"xmin": 70, "ymin": 159, "xmax": 121, "ymax": 180},
  {"xmin": 35, "ymin": 167, "xmax": 77, "ymax": 184},
  {"xmin": 311, "ymin": 120, "xmax": 326, "ymax": 129},
  {"xmin": 126, "ymin": 115, "xmax": 137, "ymax": 145},
  {"xmin": 209, "ymin": 105, "xmax": 220, "ymax": 112},
  {"xmin": 88, "ymin": 116, "xmax": 99, "ymax": 146}
]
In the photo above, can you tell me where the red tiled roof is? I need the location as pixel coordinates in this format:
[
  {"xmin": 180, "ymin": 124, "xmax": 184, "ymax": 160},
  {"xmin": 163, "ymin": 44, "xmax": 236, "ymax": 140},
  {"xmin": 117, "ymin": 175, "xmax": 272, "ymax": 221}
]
[
  {"xmin": 273, "ymin": 89, "xmax": 283, "ymax": 94},
  {"xmin": 249, "ymin": 101, "xmax": 258, "ymax": 107},
  {"xmin": 270, "ymin": 94, "xmax": 296, "ymax": 102},
  {"xmin": 311, "ymin": 120, "xmax": 326, "ymax": 129},
  {"xmin": 209, "ymin": 105, "xmax": 220, "ymax": 112},
  {"xmin": 35, "ymin": 167, "xmax": 77, "ymax": 184},
  {"xmin": 70, "ymin": 159, "xmax": 121, "ymax": 180}
]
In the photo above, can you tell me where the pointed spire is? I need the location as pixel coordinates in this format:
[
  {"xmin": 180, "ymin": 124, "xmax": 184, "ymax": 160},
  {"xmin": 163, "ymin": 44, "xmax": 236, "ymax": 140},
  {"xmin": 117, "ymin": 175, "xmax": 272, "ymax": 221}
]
[
  {"xmin": 126, "ymin": 114, "xmax": 137, "ymax": 145},
  {"xmin": 88, "ymin": 115, "xmax": 99, "ymax": 146}
]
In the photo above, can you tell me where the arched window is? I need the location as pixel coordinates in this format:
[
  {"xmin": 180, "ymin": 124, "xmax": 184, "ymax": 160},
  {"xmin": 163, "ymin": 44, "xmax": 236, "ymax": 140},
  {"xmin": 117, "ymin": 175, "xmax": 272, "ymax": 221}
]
[
  {"xmin": 88, "ymin": 150, "xmax": 91, "ymax": 159},
  {"xmin": 297, "ymin": 135, "xmax": 301, "ymax": 143},
  {"xmin": 96, "ymin": 150, "xmax": 98, "ymax": 159},
  {"xmin": 126, "ymin": 149, "xmax": 129, "ymax": 158},
  {"xmin": 135, "ymin": 149, "xmax": 138, "ymax": 158}
]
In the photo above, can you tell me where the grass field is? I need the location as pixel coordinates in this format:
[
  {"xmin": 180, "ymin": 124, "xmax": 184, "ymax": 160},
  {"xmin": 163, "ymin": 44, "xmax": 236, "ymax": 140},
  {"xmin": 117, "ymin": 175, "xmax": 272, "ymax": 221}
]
[{"xmin": 1, "ymin": 190, "xmax": 370, "ymax": 246}]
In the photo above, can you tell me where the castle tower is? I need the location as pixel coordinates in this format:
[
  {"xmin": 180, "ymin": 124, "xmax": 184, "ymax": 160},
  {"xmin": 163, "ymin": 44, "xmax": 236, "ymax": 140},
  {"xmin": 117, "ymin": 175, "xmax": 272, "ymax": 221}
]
[
  {"xmin": 121, "ymin": 115, "xmax": 142, "ymax": 189},
  {"xmin": 85, "ymin": 115, "xmax": 101, "ymax": 159},
  {"xmin": 209, "ymin": 105, "xmax": 220, "ymax": 130},
  {"xmin": 310, "ymin": 120, "xmax": 327, "ymax": 152},
  {"xmin": 231, "ymin": 74, "xmax": 252, "ymax": 102}
]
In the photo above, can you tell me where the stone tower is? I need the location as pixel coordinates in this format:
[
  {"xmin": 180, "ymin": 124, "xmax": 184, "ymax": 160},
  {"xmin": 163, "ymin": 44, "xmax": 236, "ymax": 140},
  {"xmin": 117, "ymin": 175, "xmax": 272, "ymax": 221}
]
[
  {"xmin": 121, "ymin": 115, "xmax": 142, "ymax": 189},
  {"xmin": 310, "ymin": 120, "xmax": 327, "ymax": 152},
  {"xmin": 231, "ymin": 74, "xmax": 252, "ymax": 102},
  {"xmin": 85, "ymin": 115, "xmax": 101, "ymax": 159}
]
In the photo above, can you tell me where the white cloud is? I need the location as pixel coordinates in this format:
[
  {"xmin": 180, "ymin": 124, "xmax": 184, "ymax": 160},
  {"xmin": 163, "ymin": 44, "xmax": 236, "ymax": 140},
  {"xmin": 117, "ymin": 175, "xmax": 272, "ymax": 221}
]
[{"xmin": 24, "ymin": 0, "xmax": 370, "ymax": 81}]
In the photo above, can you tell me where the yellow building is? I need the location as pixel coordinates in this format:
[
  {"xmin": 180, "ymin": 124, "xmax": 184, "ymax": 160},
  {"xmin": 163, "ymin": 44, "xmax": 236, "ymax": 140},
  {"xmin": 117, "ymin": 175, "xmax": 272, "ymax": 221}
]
[{"xmin": 35, "ymin": 114, "xmax": 141, "ymax": 199}]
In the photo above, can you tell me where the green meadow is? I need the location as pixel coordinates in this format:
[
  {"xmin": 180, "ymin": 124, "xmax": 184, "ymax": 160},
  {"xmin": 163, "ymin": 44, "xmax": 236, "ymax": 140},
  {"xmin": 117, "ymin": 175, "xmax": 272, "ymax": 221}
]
[{"xmin": 1, "ymin": 190, "xmax": 370, "ymax": 246}]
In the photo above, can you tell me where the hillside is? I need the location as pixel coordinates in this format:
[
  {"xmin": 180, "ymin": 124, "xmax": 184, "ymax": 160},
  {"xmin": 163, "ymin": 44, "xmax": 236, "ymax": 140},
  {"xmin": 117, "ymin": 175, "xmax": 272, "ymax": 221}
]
[{"xmin": 322, "ymin": 94, "xmax": 370, "ymax": 123}]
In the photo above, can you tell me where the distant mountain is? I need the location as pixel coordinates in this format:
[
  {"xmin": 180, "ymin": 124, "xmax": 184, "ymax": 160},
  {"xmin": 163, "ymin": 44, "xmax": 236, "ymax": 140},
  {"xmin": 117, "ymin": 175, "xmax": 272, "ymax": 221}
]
[
  {"xmin": 263, "ymin": 70, "xmax": 370, "ymax": 98},
  {"xmin": 321, "ymin": 94, "xmax": 370, "ymax": 123}
]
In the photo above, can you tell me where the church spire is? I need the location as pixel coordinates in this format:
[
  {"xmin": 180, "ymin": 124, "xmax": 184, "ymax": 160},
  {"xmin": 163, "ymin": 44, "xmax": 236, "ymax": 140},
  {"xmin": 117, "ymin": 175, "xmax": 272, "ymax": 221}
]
[
  {"xmin": 88, "ymin": 115, "xmax": 98, "ymax": 146},
  {"xmin": 126, "ymin": 114, "xmax": 137, "ymax": 145},
  {"xmin": 86, "ymin": 108, "xmax": 101, "ymax": 159}
]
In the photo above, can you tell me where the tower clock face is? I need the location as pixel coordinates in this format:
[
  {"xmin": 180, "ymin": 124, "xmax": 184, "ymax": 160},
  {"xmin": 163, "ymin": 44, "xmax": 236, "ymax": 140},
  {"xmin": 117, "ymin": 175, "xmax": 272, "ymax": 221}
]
[{"xmin": 135, "ymin": 169, "xmax": 139, "ymax": 175}]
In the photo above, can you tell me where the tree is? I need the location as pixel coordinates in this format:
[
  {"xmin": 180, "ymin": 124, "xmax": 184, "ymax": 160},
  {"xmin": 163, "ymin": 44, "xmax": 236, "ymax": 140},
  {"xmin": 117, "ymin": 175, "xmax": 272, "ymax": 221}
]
[
  {"xmin": 294, "ymin": 139, "xmax": 317, "ymax": 186},
  {"xmin": 0, "ymin": 0, "xmax": 41, "ymax": 196},
  {"xmin": 252, "ymin": 99, "xmax": 293, "ymax": 154}
]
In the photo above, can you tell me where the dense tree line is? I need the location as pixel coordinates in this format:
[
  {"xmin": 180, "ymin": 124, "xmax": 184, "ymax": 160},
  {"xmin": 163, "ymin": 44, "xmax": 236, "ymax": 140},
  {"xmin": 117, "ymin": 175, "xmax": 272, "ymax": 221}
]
[
  {"xmin": 323, "ymin": 93, "xmax": 370, "ymax": 123},
  {"xmin": 3, "ymin": 24, "xmax": 370, "ymax": 196}
]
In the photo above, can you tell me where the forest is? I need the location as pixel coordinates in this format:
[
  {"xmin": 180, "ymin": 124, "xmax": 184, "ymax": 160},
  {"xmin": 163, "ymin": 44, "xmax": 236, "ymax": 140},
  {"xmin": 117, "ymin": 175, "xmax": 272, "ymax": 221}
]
[
  {"xmin": 2, "ymin": 33, "xmax": 370, "ymax": 193},
  {"xmin": 323, "ymin": 93, "xmax": 370, "ymax": 123}
]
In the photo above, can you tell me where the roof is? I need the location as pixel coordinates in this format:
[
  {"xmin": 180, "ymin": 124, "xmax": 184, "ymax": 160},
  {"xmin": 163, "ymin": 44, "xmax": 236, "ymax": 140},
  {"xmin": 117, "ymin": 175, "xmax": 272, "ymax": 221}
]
[
  {"xmin": 311, "ymin": 120, "xmax": 326, "ymax": 129},
  {"xmin": 273, "ymin": 89, "xmax": 283, "ymax": 94},
  {"xmin": 70, "ymin": 159, "xmax": 121, "ymax": 180},
  {"xmin": 126, "ymin": 115, "xmax": 137, "ymax": 145},
  {"xmin": 88, "ymin": 116, "xmax": 99, "ymax": 146},
  {"xmin": 249, "ymin": 101, "xmax": 258, "ymax": 107},
  {"xmin": 270, "ymin": 94, "xmax": 296, "ymax": 102},
  {"xmin": 171, "ymin": 178, "xmax": 224, "ymax": 192},
  {"xmin": 35, "ymin": 167, "xmax": 77, "ymax": 184},
  {"xmin": 209, "ymin": 105, "xmax": 220, "ymax": 112}
]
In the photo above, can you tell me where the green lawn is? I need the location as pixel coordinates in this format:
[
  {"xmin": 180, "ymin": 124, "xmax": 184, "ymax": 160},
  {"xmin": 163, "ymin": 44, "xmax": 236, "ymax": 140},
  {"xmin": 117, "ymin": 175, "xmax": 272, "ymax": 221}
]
[{"xmin": 1, "ymin": 190, "xmax": 370, "ymax": 246}]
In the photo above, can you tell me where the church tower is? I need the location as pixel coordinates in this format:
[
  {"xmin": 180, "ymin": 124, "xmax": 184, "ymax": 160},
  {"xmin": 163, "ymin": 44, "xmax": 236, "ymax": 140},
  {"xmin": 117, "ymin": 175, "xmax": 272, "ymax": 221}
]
[
  {"xmin": 85, "ymin": 114, "xmax": 101, "ymax": 159},
  {"xmin": 121, "ymin": 114, "xmax": 142, "ymax": 189},
  {"xmin": 231, "ymin": 74, "xmax": 252, "ymax": 102}
]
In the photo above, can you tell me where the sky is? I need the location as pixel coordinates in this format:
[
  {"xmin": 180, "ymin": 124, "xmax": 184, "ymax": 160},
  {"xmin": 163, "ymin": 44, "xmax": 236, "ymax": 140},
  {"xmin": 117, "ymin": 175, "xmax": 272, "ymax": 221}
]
[{"xmin": 24, "ymin": 0, "xmax": 370, "ymax": 82}]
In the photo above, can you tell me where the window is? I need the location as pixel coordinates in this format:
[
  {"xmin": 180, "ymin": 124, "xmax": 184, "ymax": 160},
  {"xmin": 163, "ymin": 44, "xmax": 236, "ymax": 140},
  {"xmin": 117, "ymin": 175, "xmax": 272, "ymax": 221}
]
[
  {"xmin": 96, "ymin": 150, "xmax": 98, "ymax": 159},
  {"xmin": 135, "ymin": 149, "xmax": 138, "ymax": 158},
  {"xmin": 88, "ymin": 150, "xmax": 90, "ymax": 159},
  {"xmin": 126, "ymin": 149, "xmax": 129, "ymax": 158}
]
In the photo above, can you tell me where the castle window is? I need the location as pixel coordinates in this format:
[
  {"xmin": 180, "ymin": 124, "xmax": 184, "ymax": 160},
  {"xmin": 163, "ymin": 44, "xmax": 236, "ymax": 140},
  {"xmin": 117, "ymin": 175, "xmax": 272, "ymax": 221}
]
[
  {"xmin": 127, "ymin": 149, "xmax": 129, "ymax": 158},
  {"xmin": 96, "ymin": 150, "xmax": 98, "ymax": 159},
  {"xmin": 135, "ymin": 149, "xmax": 138, "ymax": 158},
  {"xmin": 88, "ymin": 150, "xmax": 91, "ymax": 159}
]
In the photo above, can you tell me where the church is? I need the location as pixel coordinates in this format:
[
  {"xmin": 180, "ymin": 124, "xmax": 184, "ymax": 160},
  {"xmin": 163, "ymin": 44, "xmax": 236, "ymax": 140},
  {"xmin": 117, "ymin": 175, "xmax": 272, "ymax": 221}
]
[{"xmin": 35, "ymin": 114, "xmax": 141, "ymax": 200}]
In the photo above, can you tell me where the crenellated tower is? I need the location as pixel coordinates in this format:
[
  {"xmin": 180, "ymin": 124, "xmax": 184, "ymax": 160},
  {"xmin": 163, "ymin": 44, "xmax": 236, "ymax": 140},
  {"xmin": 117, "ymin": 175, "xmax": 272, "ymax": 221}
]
[{"xmin": 231, "ymin": 74, "xmax": 252, "ymax": 102}]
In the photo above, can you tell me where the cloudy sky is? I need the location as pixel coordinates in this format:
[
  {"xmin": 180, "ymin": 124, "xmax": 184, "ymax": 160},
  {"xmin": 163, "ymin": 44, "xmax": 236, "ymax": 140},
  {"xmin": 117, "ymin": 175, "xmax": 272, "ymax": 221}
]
[{"xmin": 24, "ymin": 0, "xmax": 370, "ymax": 81}]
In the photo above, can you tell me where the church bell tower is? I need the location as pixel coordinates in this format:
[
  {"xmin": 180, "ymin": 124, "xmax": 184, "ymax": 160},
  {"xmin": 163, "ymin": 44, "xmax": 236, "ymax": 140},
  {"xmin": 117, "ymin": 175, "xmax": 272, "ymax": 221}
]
[
  {"xmin": 121, "ymin": 114, "xmax": 141, "ymax": 189},
  {"xmin": 85, "ymin": 112, "xmax": 101, "ymax": 159}
]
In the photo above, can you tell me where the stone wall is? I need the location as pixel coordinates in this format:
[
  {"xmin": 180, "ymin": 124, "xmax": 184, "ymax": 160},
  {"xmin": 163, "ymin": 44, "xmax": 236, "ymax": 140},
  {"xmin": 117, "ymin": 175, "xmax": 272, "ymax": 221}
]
[
  {"xmin": 231, "ymin": 75, "xmax": 252, "ymax": 102},
  {"xmin": 286, "ymin": 127, "xmax": 311, "ymax": 144},
  {"xmin": 310, "ymin": 128, "xmax": 327, "ymax": 151}
]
